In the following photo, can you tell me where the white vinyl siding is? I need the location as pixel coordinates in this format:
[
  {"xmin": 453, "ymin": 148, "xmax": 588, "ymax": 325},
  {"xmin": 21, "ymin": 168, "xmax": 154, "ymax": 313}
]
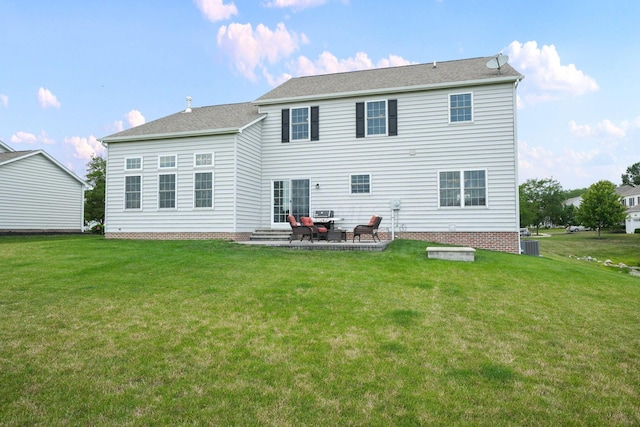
[{"xmin": 0, "ymin": 154, "xmax": 84, "ymax": 231}]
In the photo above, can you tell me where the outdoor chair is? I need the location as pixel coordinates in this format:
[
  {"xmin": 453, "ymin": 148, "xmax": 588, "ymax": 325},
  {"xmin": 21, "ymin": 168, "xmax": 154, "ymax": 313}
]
[
  {"xmin": 353, "ymin": 215, "xmax": 382, "ymax": 243},
  {"xmin": 300, "ymin": 216, "xmax": 328, "ymax": 240},
  {"xmin": 287, "ymin": 215, "xmax": 314, "ymax": 243}
]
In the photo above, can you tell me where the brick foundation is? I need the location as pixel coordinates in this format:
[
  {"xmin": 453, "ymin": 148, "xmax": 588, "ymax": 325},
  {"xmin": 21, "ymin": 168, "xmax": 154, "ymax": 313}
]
[
  {"xmin": 389, "ymin": 231, "xmax": 520, "ymax": 254},
  {"xmin": 105, "ymin": 232, "xmax": 252, "ymax": 241}
]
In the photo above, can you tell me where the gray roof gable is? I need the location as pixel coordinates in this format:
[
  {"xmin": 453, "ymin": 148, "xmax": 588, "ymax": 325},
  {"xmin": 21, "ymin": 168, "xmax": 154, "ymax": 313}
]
[
  {"xmin": 255, "ymin": 56, "xmax": 523, "ymax": 104},
  {"xmin": 101, "ymin": 102, "xmax": 265, "ymax": 143}
]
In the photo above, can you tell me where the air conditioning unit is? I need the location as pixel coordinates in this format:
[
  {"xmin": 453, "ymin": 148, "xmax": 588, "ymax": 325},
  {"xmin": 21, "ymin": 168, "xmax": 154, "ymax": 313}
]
[{"xmin": 520, "ymin": 240, "xmax": 540, "ymax": 256}]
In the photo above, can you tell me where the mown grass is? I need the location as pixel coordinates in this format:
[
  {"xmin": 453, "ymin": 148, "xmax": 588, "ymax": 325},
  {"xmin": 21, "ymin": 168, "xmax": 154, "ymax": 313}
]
[{"xmin": 1, "ymin": 235, "xmax": 639, "ymax": 425}]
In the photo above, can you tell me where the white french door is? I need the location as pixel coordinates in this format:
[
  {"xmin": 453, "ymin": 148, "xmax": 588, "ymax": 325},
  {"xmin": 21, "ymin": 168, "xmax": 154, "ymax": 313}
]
[{"xmin": 272, "ymin": 179, "xmax": 310, "ymax": 228}]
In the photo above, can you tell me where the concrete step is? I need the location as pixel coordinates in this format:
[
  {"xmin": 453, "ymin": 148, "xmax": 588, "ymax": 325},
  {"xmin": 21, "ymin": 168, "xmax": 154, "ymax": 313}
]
[{"xmin": 249, "ymin": 229, "xmax": 292, "ymax": 241}]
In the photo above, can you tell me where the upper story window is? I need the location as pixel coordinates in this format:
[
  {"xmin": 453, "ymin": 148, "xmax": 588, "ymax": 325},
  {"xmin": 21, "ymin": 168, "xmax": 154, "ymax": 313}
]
[
  {"xmin": 291, "ymin": 107, "xmax": 309, "ymax": 141},
  {"xmin": 630, "ymin": 197, "xmax": 636, "ymax": 207},
  {"xmin": 439, "ymin": 169, "xmax": 486, "ymax": 207},
  {"xmin": 281, "ymin": 107, "xmax": 319, "ymax": 142},
  {"xmin": 194, "ymin": 153, "xmax": 213, "ymax": 167},
  {"xmin": 356, "ymin": 99, "xmax": 397, "ymax": 138},
  {"xmin": 125, "ymin": 157, "xmax": 142, "ymax": 170},
  {"xmin": 350, "ymin": 174, "xmax": 371, "ymax": 194},
  {"xmin": 367, "ymin": 101, "xmax": 387, "ymax": 135},
  {"xmin": 159, "ymin": 155, "xmax": 176, "ymax": 169},
  {"xmin": 450, "ymin": 93, "xmax": 473, "ymax": 123}
]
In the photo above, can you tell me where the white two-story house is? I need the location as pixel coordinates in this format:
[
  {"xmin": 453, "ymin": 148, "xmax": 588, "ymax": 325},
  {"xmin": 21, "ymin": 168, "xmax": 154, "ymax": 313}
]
[{"xmin": 100, "ymin": 56, "xmax": 524, "ymax": 253}]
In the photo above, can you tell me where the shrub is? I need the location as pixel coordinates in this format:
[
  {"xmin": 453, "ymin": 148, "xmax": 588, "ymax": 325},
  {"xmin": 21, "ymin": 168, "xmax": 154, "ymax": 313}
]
[{"xmin": 90, "ymin": 223, "xmax": 105, "ymax": 234}]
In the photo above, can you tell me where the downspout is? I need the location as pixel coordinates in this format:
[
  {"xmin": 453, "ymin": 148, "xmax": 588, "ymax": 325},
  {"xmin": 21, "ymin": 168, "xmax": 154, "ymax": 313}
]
[{"xmin": 514, "ymin": 77, "xmax": 523, "ymax": 253}]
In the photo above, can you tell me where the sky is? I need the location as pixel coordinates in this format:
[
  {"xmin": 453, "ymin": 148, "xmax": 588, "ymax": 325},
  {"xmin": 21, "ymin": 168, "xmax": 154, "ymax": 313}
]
[{"xmin": 1, "ymin": 0, "xmax": 639, "ymax": 190}]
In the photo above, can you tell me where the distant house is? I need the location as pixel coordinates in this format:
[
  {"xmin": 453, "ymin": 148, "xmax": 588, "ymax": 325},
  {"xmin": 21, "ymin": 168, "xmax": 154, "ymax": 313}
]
[
  {"xmin": 617, "ymin": 185, "xmax": 640, "ymax": 234},
  {"xmin": 0, "ymin": 140, "xmax": 86, "ymax": 233},
  {"xmin": 100, "ymin": 56, "xmax": 525, "ymax": 253},
  {"xmin": 564, "ymin": 186, "xmax": 640, "ymax": 234}
]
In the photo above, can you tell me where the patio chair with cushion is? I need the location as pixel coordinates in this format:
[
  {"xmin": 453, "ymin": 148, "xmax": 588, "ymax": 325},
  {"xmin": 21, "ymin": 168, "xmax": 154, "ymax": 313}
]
[
  {"xmin": 287, "ymin": 215, "xmax": 314, "ymax": 243},
  {"xmin": 300, "ymin": 216, "xmax": 328, "ymax": 240},
  {"xmin": 353, "ymin": 215, "xmax": 383, "ymax": 243}
]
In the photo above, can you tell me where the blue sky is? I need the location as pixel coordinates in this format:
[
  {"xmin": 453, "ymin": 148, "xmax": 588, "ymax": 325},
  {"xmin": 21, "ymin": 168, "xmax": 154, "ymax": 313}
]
[{"xmin": 1, "ymin": 0, "xmax": 639, "ymax": 190}]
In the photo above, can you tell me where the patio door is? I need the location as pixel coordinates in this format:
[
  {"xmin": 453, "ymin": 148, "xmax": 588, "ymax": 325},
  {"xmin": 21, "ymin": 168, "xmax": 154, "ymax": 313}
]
[{"xmin": 272, "ymin": 179, "xmax": 310, "ymax": 228}]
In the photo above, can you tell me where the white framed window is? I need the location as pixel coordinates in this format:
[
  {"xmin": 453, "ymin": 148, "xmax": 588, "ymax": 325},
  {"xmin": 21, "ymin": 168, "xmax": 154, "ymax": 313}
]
[
  {"xmin": 350, "ymin": 174, "xmax": 371, "ymax": 194},
  {"xmin": 158, "ymin": 155, "xmax": 177, "ymax": 169},
  {"xmin": 291, "ymin": 107, "xmax": 310, "ymax": 141},
  {"xmin": 194, "ymin": 172, "xmax": 213, "ymax": 208},
  {"xmin": 125, "ymin": 157, "xmax": 142, "ymax": 170},
  {"xmin": 158, "ymin": 173, "xmax": 176, "ymax": 209},
  {"xmin": 366, "ymin": 100, "xmax": 387, "ymax": 136},
  {"xmin": 194, "ymin": 153, "xmax": 213, "ymax": 167},
  {"xmin": 438, "ymin": 169, "xmax": 487, "ymax": 207},
  {"xmin": 449, "ymin": 92, "xmax": 473, "ymax": 123},
  {"xmin": 125, "ymin": 175, "xmax": 142, "ymax": 210}
]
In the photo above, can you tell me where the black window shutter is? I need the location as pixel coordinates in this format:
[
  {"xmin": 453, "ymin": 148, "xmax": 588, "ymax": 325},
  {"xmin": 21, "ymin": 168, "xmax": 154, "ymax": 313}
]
[
  {"xmin": 355, "ymin": 102, "xmax": 365, "ymax": 138},
  {"xmin": 311, "ymin": 106, "xmax": 319, "ymax": 141},
  {"xmin": 388, "ymin": 99, "xmax": 398, "ymax": 136},
  {"xmin": 281, "ymin": 109, "xmax": 290, "ymax": 143}
]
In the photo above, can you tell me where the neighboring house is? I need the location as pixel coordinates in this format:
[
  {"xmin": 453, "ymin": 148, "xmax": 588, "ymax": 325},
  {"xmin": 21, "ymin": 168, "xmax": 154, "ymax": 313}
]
[
  {"xmin": 0, "ymin": 140, "xmax": 86, "ymax": 233},
  {"xmin": 100, "ymin": 56, "xmax": 524, "ymax": 253},
  {"xmin": 564, "ymin": 186, "xmax": 640, "ymax": 234},
  {"xmin": 617, "ymin": 185, "xmax": 640, "ymax": 233}
]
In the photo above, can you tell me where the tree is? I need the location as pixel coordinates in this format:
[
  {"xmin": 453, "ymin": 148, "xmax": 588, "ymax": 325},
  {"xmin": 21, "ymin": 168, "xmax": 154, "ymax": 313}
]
[
  {"xmin": 84, "ymin": 155, "xmax": 106, "ymax": 226},
  {"xmin": 576, "ymin": 180, "xmax": 627, "ymax": 238},
  {"xmin": 519, "ymin": 178, "xmax": 564, "ymax": 234},
  {"xmin": 621, "ymin": 162, "xmax": 640, "ymax": 186}
]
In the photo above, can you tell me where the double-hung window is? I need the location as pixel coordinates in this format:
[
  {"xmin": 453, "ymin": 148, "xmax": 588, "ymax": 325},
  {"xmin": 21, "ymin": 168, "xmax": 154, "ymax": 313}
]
[
  {"xmin": 350, "ymin": 174, "xmax": 371, "ymax": 194},
  {"xmin": 356, "ymin": 99, "xmax": 397, "ymax": 137},
  {"xmin": 158, "ymin": 174, "xmax": 176, "ymax": 209},
  {"xmin": 124, "ymin": 157, "xmax": 142, "ymax": 210},
  {"xmin": 291, "ymin": 107, "xmax": 309, "ymax": 141},
  {"xmin": 367, "ymin": 101, "xmax": 386, "ymax": 135},
  {"xmin": 125, "ymin": 175, "xmax": 141, "ymax": 209},
  {"xmin": 194, "ymin": 152, "xmax": 214, "ymax": 209},
  {"xmin": 438, "ymin": 170, "xmax": 486, "ymax": 207},
  {"xmin": 281, "ymin": 107, "xmax": 319, "ymax": 142},
  {"xmin": 449, "ymin": 93, "xmax": 473, "ymax": 123}
]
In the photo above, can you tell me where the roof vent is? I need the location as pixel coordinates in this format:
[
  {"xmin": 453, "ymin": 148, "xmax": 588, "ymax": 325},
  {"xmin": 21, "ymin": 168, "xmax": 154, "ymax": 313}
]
[
  {"xmin": 433, "ymin": 61, "xmax": 437, "ymax": 68},
  {"xmin": 184, "ymin": 96, "xmax": 192, "ymax": 113}
]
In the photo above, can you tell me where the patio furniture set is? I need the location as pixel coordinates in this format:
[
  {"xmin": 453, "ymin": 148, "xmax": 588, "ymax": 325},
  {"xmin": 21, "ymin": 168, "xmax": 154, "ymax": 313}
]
[{"xmin": 287, "ymin": 211, "xmax": 382, "ymax": 243}]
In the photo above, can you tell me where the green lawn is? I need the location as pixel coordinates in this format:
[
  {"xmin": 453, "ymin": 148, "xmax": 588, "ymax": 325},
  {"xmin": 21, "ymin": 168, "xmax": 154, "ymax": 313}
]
[{"xmin": 1, "ymin": 235, "xmax": 639, "ymax": 425}]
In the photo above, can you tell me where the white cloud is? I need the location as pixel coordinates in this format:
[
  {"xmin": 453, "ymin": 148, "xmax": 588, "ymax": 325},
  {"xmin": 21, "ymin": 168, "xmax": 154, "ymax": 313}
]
[
  {"xmin": 0, "ymin": 94, "xmax": 7, "ymax": 107},
  {"xmin": 569, "ymin": 119, "xmax": 627, "ymax": 139},
  {"xmin": 217, "ymin": 22, "xmax": 307, "ymax": 81},
  {"xmin": 9, "ymin": 130, "xmax": 54, "ymax": 145},
  {"xmin": 64, "ymin": 135, "xmax": 105, "ymax": 161},
  {"xmin": 125, "ymin": 110, "xmax": 146, "ymax": 127},
  {"xmin": 37, "ymin": 87, "xmax": 61, "ymax": 109},
  {"xmin": 194, "ymin": 0, "xmax": 238, "ymax": 22},
  {"xmin": 288, "ymin": 51, "xmax": 413, "ymax": 78},
  {"xmin": 113, "ymin": 109, "xmax": 146, "ymax": 132},
  {"xmin": 263, "ymin": 0, "xmax": 328, "ymax": 11},
  {"xmin": 10, "ymin": 131, "xmax": 38, "ymax": 144},
  {"xmin": 505, "ymin": 41, "xmax": 598, "ymax": 105}
]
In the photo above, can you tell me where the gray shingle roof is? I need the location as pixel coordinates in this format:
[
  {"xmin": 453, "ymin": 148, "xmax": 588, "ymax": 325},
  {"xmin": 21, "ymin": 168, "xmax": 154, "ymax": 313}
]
[
  {"xmin": 101, "ymin": 102, "xmax": 264, "ymax": 142},
  {"xmin": 0, "ymin": 150, "xmax": 37, "ymax": 164},
  {"xmin": 255, "ymin": 56, "xmax": 523, "ymax": 103}
]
